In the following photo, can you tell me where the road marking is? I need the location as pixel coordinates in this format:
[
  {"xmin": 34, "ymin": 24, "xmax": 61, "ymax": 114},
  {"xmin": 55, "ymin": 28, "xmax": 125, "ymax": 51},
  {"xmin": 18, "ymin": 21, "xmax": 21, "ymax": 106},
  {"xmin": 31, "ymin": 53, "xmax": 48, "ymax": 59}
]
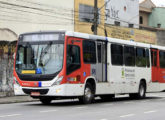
[
  {"xmin": 120, "ymin": 114, "xmax": 135, "ymax": 118},
  {"xmin": 144, "ymin": 110, "xmax": 157, "ymax": 114},
  {"xmin": 100, "ymin": 118, "xmax": 108, "ymax": 120},
  {"xmin": 0, "ymin": 114, "xmax": 21, "ymax": 118},
  {"xmin": 75, "ymin": 106, "xmax": 87, "ymax": 109},
  {"xmin": 40, "ymin": 110, "xmax": 57, "ymax": 113}
]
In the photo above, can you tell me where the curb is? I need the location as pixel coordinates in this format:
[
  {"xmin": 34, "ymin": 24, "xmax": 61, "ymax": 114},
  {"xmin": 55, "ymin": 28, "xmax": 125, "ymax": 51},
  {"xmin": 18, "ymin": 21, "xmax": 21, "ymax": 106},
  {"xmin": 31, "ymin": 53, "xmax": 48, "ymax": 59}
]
[{"xmin": 0, "ymin": 96, "xmax": 39, "ymax": 104}]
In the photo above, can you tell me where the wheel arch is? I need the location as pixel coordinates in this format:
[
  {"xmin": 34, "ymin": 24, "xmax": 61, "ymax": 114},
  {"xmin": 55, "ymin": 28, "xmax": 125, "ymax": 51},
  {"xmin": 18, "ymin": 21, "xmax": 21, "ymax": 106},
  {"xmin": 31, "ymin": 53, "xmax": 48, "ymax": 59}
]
[
  {"xmin": 84, "ymin": 76, "xmax": 97, "ymax": 94},
  {"xmin": 140, "ymin": 79, "xmax": 147, "ymax": 90}
]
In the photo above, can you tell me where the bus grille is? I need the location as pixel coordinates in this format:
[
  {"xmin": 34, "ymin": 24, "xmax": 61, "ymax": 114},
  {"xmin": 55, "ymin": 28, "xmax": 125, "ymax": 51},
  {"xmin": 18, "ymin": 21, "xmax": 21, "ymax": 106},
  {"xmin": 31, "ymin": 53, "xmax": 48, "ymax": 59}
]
[{"xmin": 22, "ymin": 88, "xmax": 49, "ymax": 95}]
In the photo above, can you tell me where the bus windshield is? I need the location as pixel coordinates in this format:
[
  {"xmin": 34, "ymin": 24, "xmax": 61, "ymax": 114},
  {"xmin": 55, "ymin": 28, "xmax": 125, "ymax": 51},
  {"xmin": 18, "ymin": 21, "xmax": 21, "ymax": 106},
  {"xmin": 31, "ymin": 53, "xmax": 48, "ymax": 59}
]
[{"xmin": 16, "ymin": 42, "xmax": 64, "ymax": 75}]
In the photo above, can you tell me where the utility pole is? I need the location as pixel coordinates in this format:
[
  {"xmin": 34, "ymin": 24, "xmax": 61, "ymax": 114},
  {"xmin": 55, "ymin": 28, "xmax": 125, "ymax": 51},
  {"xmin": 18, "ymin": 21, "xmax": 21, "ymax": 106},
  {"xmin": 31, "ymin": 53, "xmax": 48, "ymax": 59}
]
[{"xmin": 93, "ymin": 0, "xmax": 98, "ymax": 35}]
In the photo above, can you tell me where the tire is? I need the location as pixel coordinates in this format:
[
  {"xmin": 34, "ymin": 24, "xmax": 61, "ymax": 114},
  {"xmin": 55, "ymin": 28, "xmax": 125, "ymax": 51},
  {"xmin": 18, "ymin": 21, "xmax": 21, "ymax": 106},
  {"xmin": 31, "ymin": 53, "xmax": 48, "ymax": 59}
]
[
  {"xmin": 40, "ymin": 97, "xmax": 52, "ymax": 105},
  {"xmin": 79, "ymin": 83, "xmax": 95, "ymax": 104},
  {"xmin": 138, "ymin": 81, "xmax": 146, "ymax": 99},
  {"xmin": 129, "ymin": 81, "xmax": 146, "ymax": 99}
]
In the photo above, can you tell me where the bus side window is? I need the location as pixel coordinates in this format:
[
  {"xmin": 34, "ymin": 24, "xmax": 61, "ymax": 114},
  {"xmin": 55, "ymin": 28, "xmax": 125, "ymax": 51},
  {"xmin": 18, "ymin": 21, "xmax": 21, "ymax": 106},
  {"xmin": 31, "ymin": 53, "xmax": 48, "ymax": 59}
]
[
  {"xmin": 146, "ymin": 49, "xmax": 150, "ymax": 67},
  {"xmin": 67, "ymin": 45, "xmax": 80, "ymax": 75},
  {"xmin": 111, "ymin": 44, "xmax": 123, "ymax": 66},
  {"xmin": 83, "ymin": 40, "xmax": 96, "ymax": 64},
  {"xmin": 136, "ymin": 47, "xmax": 146, "ymax": 67},
  {"xmin": 124, "ymin": 46, "xmax": 135, "ymax": 66},
  {"xmin": 159, "ymin": 51, "xmax": 165, "ymax": 68}
]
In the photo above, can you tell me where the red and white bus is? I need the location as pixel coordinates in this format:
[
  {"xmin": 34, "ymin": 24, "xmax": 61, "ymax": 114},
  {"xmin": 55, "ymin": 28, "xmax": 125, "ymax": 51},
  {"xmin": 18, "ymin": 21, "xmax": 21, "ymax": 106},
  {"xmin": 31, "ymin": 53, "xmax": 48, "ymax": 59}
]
[{"xmin": 13, "ymin": 31, "xmax": 165, "ymax": 104}]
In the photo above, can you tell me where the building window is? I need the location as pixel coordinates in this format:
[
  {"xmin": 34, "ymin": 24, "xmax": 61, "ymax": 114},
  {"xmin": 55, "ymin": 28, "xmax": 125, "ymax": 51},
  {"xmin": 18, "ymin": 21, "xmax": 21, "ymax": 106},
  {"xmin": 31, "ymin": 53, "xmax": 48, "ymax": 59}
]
[
  {"xmin": 157, "ymin": 24, "xmax": 161, "ymax": 28},
  {"xmin": 129, "ymin": 24, "xmax": 134, "ymax": 28},
  {"xmin": 114, "ymin": 21, "xmax": 120, "ymax": 26},
  {"xmin": 79, "ymin": 4, "xmax": 99, "ymax": 23},
  {"xmin": 140, "ymin": 16, "xmax": 143, "ymax": 24}
]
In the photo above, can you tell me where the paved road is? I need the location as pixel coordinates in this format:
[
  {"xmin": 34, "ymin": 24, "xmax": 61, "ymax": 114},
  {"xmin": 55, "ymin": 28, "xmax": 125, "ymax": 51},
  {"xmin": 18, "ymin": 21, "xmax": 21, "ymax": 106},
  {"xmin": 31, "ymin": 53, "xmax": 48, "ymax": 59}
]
[{"xmin": 0, "ymin": 93, "xmax": 165, "ymax": 120}]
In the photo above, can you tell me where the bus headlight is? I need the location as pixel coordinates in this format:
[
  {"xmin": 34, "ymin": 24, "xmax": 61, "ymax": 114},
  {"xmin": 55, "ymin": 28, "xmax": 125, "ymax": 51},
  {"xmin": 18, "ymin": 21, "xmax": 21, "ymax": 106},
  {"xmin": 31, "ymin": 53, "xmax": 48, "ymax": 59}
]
[{"xmin": 52, "ymin": 76, "xmax": 63, "ymax": 86}]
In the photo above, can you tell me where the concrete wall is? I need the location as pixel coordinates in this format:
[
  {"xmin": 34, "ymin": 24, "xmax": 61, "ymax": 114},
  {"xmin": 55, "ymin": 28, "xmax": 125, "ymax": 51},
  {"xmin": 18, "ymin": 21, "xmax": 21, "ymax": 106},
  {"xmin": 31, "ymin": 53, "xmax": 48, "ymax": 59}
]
[
  {"xmin": 157, "ymin": 30, "xmax": 165, "ymax": 46},
  {"xmin": 0, "ymin": 29, "xmax": 17, "ymax": 96},
  {"xmin": 106, "ymin": 25, "xmax": 157, "ymax": 44},
  {"xmin": 105, "ymin": 0, "xmax": 139, "ymax": 28},
  {"xmin": 149, "ymin": 8, "xmax": 165, "ymax": 29},
  {"xmin": 0, "ymin": 0, "xmax": 74, "ymax": 35}
]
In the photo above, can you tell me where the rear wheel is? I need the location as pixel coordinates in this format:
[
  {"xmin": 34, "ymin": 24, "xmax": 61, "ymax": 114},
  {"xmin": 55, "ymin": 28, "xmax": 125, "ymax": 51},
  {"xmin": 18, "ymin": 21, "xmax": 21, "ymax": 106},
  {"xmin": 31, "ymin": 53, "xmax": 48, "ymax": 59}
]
[
  {"xmin": 40, "ymin": 97, "xmax": 52, "ymax": 105},
  {"xmin": 138, "ymin": 81, "xmax": 146, "ymax": 99},
  {"xmin": 129, "ymin": 81, "xmax": 146, "ymax": 99},
  {"xmin": 79, "ymin": 83, "xmax": 95, "ymax": 104}
]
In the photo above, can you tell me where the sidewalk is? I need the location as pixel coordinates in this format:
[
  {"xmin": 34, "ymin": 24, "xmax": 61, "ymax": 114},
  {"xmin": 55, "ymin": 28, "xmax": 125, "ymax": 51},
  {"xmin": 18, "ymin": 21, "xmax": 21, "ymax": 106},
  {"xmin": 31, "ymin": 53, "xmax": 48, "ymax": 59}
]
[{"xmin": 0, "ymin": 95, "xmax": 38, "ymax": 104}]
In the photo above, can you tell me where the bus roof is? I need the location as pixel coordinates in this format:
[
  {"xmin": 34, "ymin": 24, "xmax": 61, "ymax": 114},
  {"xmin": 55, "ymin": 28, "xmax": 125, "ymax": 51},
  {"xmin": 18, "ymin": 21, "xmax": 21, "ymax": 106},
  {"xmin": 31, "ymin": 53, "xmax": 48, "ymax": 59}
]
[
  {"xmin": 66, "ymin": 31, "xmax": 151, "ymax": 48},
  {"xmin": 19, "ymin": 30, "xmax": 165, "ymax": 50}
]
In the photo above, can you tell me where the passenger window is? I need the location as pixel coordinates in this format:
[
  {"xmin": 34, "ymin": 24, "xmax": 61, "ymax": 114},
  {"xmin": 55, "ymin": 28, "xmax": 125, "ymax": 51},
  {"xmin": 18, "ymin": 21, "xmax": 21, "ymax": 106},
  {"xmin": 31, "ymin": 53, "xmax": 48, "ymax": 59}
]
[
  {"xmin": 159, "ymin": 51, "xmax": 165, "ymax": 68},
  {"xmin": 111, "ymin": 44, "xmax": 123, "ymax": 65},
  {"xmin": 83, "ymin": 40, "xmax": 96, "ymax": 64},
  {"xmin": 67, "ymin": 45, "xmax": 80, "ymax": 74},
  {"xmin": 136, "ymin": 48, "xmax": 146, "ymax": 67},
  {"xmin": 146, "ymin": 49, "xmax": 150, "ymax": 67},
  {"xmin": 124, "ymin": 46, "xmax": 135, "ymax": 66}
]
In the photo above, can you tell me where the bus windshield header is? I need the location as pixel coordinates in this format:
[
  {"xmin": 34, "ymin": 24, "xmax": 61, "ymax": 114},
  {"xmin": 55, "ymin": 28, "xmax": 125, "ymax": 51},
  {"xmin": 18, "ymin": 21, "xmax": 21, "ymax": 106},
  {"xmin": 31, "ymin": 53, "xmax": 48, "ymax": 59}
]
[{"xmin": 20, "ymin": 33, "xmax": 65, "ymax": 42}]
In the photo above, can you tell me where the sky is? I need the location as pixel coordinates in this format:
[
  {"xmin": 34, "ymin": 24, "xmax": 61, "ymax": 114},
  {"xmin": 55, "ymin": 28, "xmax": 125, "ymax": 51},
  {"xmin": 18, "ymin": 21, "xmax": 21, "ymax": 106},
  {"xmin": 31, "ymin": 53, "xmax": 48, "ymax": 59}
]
[{"xmin": 140, "ymin": 0, "xmax": 165, "ymax": 7}]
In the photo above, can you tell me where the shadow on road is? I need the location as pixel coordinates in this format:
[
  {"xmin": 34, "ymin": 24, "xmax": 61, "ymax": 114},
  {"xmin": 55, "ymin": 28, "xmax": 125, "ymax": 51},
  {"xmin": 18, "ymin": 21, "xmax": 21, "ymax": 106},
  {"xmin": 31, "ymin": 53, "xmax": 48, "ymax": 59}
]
[{"xmin": 25, "ymin": 96, "xmax": 162, "ymax": 107}]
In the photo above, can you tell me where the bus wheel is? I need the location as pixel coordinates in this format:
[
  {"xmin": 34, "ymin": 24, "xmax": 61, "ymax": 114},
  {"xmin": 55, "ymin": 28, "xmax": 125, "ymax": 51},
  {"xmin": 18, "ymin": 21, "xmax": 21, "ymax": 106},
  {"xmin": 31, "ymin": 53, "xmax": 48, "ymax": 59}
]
[
  {"xmin": 40, "ymin": 97, "xmax": 52, "ymax": 105},
  {"xmin": 129, "ymin": 81, "xmax": 146, "ymax": 99},
  {"xmin": 138, "ymin": 81, "xmax": 146, "ymax": 99},
  {"xmin": 79, "ymin": 83, "xmax": 94, "ymax": 104}
]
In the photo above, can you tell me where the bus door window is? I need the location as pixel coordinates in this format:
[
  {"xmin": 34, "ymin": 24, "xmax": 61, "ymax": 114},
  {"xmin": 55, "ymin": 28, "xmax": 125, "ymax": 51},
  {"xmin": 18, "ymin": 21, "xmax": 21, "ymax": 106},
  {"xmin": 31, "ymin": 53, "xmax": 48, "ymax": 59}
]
[
  {"xmin": 151, "ymin": 50, "xmax": 157, "ymax": 67},
  {"xmin": 151, "ymin": 49, "xmax": 158, "ymax": 82},
  {"xmin": 96, "ymin": 42, "xmax": 107, "ymax": 82},
  {"xmin": 67, "ymin": 45, "xmax": 80, "ymax": 75}
]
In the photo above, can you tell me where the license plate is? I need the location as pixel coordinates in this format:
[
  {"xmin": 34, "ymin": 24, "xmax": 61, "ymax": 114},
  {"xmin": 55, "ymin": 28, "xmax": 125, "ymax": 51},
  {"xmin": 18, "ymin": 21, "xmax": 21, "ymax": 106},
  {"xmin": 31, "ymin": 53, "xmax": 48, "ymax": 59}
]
[{"xmin": 31, "ymin": 92, "xmax": 40, "ymax": 96}]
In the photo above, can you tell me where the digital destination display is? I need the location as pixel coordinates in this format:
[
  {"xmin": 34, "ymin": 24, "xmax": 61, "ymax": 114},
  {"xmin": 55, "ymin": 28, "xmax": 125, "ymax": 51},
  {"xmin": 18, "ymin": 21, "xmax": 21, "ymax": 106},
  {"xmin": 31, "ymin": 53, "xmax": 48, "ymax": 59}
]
[{"xmin": 22, "ymin": 33, "xmax": 64, "ymax": 42}]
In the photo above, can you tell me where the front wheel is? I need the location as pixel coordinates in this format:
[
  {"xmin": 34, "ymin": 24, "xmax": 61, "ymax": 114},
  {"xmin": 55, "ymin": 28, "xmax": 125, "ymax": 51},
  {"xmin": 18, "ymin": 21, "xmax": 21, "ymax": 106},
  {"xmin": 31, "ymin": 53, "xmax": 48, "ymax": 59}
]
[{"xmin": 79, "ymin": 83, "xmax": 95, "ymax": 104}]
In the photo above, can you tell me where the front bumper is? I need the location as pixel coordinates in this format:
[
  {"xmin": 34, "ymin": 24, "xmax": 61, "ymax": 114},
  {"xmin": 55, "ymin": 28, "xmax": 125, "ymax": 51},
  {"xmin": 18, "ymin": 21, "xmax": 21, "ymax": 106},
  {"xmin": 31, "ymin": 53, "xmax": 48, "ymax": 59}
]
[{"xmin": 14, "ymin": 84, "xmax": 85, "ymax": 97}]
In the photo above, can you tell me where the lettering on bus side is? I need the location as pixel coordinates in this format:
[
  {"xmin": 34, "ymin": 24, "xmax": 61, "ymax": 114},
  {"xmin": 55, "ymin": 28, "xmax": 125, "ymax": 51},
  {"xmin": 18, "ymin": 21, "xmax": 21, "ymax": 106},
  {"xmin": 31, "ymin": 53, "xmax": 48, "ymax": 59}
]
[{"xmin": 123, "ymin": 68, "xmax": 135, "ymax": 79}]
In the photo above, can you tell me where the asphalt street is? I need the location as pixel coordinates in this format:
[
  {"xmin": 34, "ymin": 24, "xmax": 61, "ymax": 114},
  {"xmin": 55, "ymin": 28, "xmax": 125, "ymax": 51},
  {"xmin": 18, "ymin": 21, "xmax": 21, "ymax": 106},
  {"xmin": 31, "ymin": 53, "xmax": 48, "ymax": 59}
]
[{"xmin": 0, "ymin": 93, "xmax": 165, "ymax": 120}]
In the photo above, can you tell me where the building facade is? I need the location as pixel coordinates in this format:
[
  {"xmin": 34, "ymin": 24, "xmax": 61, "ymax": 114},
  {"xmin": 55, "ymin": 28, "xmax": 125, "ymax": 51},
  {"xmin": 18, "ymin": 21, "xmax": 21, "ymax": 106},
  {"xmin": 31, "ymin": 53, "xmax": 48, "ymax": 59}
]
[
  {"xmin": 0, "ymin": 0, "xmax": 74, "ymax": 35},
  {"xmin": 105, "ymin": 0, "xmax": 139, "ymax": 28},
  {"xmin": 74, "ymin": 0, "xmax": 156, "ymax": 44},
  {"xmin": 149, "ymin": 7, "xmax": 165, "ymax": 28},
  {"xmin": 139, "ymin": 0, "xmax": 156, "ymax": 27}
]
